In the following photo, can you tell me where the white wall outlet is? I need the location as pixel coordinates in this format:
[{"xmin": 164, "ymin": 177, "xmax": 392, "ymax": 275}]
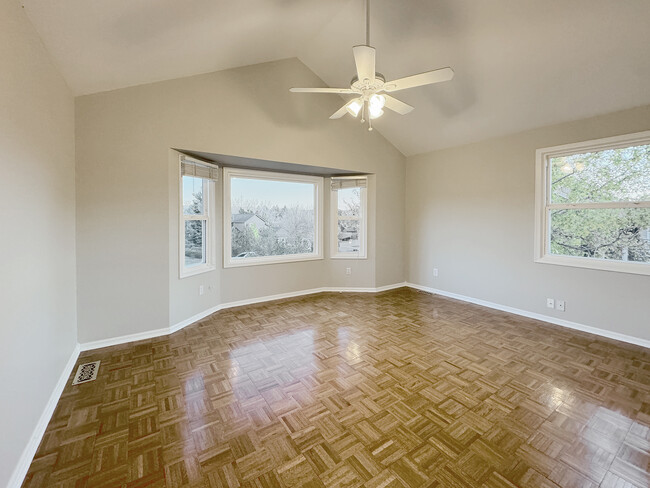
[
  {"xmin": 433, "ymin": 268, "xmax": 439, "ymax": 277},
  {"xmin": 546, "ymin": 298, "xmax": 555, "ymax": 309},
  {"xmin": 556, "ymin": 300, "xmax": 565, "ymax": 312},
  {"xmin": 346, "ymin": 267, "xmax": 351, "ymax": 275},
  {"xmin": 199, "ymin": 285, "xmax": 204, "ymax": 296}
]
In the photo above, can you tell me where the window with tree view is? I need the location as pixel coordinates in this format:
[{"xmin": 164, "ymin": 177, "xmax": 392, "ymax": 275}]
[
  {"xmin": 536, "ymin": 132, "xmax": 650, "ymax": 274},
  {"xmin": 224, "ymin": 168, "xmax": 322, "ymax": 267},
  {"xmin": 331, "ymin": 178, "xmax": 367, "ymax": 258},
  {"xmin": 180, "ymin": 158, "xmax": 217, "ymax": 277}
]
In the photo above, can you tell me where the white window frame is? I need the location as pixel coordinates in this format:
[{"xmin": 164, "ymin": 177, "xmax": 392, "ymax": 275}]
[
  {"xmin": 223, "ymin": 167, "xmax": 324, "ymax": 268},
  {"xmin": 534, "ymin": 130, "xmax": 650, "ymax": 276},
  {"xmin": 330, "ymin": 178, "xmax": 368, "ymax": 259},
  {"xmin": 179, "ymin": 160, "xmax": 217, "ymax": 278}
]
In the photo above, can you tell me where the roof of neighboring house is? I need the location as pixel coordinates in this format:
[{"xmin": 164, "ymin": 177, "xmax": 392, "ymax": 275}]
[
  {"xmin": 231, "ymin": 213, "xmax": 268, "ymax": 225},
  {"xmin": 232, "ymin": 213, "xmax": 255, "ymax": 223}
]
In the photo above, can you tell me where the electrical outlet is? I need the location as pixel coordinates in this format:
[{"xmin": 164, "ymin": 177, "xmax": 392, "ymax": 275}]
[
  {"xmin": 346, "ymin": 267, "xmax": 351, "ymax": 275},
  {"xmin": 546, "ymin": 298, "xmax": 555, "ymax": 309},
  {"xmin": 556, "ymin": 300, "xmax": 565, "ymax": 312},
  {"xmin": 433, "ymin": 268, "xmax": 439, "ymax": 277},
  {"xmin": 199, "ymin": 285, "xmax": 204, "ymax": 296}
]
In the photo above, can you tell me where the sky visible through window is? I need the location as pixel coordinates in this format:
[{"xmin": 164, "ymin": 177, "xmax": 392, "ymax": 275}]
[
  {"xmin": 232, "ymin": 177, "xmax": 314, "ymax": 208},
  {"xmin": 183, "ymin": 176, "xmax": 203, "ymax": 210}
]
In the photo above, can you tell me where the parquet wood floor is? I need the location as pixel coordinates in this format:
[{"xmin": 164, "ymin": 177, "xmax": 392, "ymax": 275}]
[{"xmin": 22, "ymin": 288, "xmax": 650, "ymax": 488}]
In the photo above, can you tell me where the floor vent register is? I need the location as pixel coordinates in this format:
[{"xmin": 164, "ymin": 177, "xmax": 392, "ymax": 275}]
[{"xmin": 72, "ymin": 360, "xmax": 101, "ymax": 385}]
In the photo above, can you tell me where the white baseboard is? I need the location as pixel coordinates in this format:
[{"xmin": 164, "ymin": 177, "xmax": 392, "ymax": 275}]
[
  {"xmin": 79, "ymin": 280, "xmax": 649, "ymax": 352},
  {"xmin": 406, "ymin": 282, "xmax": 650, "ymax": 349},
  {"xmin": 80, "ymin": 283, "xmax": 409, "ymax": 351},
  {"xmin": 79, "ymin": 326, "xmax": 170, "ymax": 352},
  {"xmin": 328, "ymin": 282, "xmax": 408, "ymax": 293},
  {"xmin": 219, "ymin": 287, "xmax": 328, "ymax": 310},
  {"xmin": 8, "ymin": 342, "xmax": 81, "ymax": 488}
]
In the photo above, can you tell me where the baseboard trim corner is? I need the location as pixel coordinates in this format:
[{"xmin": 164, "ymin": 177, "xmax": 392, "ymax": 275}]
[
  {"xmin": 406, "ymin": 282, "xmax": 650, "ymax": 349},
  {"xmin": 79, "ymin": 283, "xmax": 408, "ymax": 351},
  {"xmin": 79, "ymin": 326, "xmax": 170, "ymax": 352},
  {"xmin": 8, "ymin": 342, "xmax": 81, "ymax": 488},
  {"xmin": 326, "ymin": 283, "xmax": 407, "ymax": 293}
]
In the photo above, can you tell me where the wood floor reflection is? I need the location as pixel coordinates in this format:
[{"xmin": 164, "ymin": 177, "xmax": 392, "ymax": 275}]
[{"xmin": 22, "ymin": 288, "xmax": 650, "ymax": 487}]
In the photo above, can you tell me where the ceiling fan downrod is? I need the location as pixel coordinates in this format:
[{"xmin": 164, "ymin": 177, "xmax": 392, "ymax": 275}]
[
  {"xmin": 363, "ymin": 0, "xmax": 372, "ymax": 130},
  {"xmin": 365, "ymin": 0, "xmax": 370, "ymax": 46}
]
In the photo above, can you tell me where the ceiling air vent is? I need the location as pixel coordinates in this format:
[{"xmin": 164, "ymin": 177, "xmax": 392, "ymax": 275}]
[{"xmin": 72, "ymin": 361, "xmax": 101, "ymax": 385}]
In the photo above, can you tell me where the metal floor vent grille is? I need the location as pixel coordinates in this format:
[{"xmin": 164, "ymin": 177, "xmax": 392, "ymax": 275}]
[{"xmin": 72, "ymin": 361, "xmax": 100, "ymax": 385}]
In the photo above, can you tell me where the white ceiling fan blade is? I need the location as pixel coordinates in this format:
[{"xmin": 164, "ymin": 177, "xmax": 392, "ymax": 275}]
[
  {"xmin": 330, "ymin": 103, "xmax": 350, "ymax": 119},
  {"xmin": 290, "ymin": 87, "xmax": 355, "ymax": 94},
  {"xmin": 383, "ymin": 67, "xmax": 454, "ymax": 92},
  {"xmin": 352, "ymin": 45, "xmax": 376, "ymax": 83},
  {"xmin": 383, "ymin": 95, "xmax": 414, "ymax": 115}
]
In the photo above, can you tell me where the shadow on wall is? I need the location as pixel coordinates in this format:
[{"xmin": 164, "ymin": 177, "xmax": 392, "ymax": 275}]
[{"xmin": 208, "ymin": 61, "xmax": 350, "ymax": 131}]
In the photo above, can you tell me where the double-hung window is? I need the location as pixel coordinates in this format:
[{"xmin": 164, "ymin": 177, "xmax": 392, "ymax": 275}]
[
  {"xmin": 330, "ymin": 177, "xmax": 367, "ymax": 259},
  {"xmin": 223, "ymin": 168, "xmax": 323, "ymax": 267},
  {"xmin": 180, "ymin": 157, "xmax": 218, "ymax": 277},
  {"xmin": 535, "ymin": 131, "xmax": 650, "ymax": 275}
]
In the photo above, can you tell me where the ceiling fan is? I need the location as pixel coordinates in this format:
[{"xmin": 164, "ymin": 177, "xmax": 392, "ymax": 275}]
[{"xmin": 290, "ymin": 0, "xmax": 454, "ymax": 131}]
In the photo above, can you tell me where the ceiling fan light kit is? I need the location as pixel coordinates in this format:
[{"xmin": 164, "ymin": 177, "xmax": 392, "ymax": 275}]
[{"xmin": 290, "ymin": 0, "xmax": 454, "ymax": 131}]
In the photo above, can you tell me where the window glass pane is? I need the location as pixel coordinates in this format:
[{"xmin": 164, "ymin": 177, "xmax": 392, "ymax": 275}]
[
  {"xmin": 185, "ymin": 220, "xmax": 206, "ymax": 266},
  {"xmin": 230, "ymin": 177, "xmax": 316, "ymax": 259},
  {"xmin": 338, "ymin": 187, "xmax": 361, "ymax": 217},
  {"xmin": 550, "ymin": 208, "xmax": 650, "ymax": 263},
  {"xmin": 183, "ymin": 176, "xmax": 205, "ymax": 215},
  {"xmin": 550, "ymin": 144, "xmax": 650, "ymax": 204},
  {"xmin": 338, "ymin": 219, "xmax": 360, "ymax": 253}
]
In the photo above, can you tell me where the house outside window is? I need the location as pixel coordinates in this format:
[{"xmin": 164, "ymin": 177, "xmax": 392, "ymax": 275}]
[
  {"xmin": 535, "ymin": 131, "xmax": 650, "ymax": 275},
  {"xmin": 179, "ymin": 156, "xmax": 218, "ymax": 278},
  {"xmin": 223, "ymin": 168, "xmax": 323, "ymax": 267},
  {"xmin": 331, "ymin": 177, "xmax": 368, "ymax": 259}
]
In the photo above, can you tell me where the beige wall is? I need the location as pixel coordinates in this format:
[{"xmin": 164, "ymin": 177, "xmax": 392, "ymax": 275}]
[
  {"xmin": 0, "ymin": 1, "xmax": 77, "ymax": 486},
  {"xmin": 406, "ymin": 105, "xmax": 650, "ymax": 342},
  {"xmin": 76, "ymin": 58, "xmax": 406, "ymax": 342}
]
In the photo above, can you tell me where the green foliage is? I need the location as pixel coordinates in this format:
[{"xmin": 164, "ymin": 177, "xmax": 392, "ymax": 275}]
[
  {"xmin": 231, "ymin": 198, "xmax": 314, "ymax": 258},
  {"xmin": 549, "ymin": 144, "xmax": 650, "ymax": 262},
  {"xmin": 551, "ymin": 145, "xmax": 650, "ymax": 203}
]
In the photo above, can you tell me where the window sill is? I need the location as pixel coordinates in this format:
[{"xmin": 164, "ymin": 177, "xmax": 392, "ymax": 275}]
[
  {"xmin": 180, "ymin": 264, "xmax": 216, "ymax": 279},
  {"xmin": 224, "ymin": 254, "xmax": 323, "ymax": 268},
  {"xmin": 535, "ymin": 254, "xmax": 650, "ymax": 276}
]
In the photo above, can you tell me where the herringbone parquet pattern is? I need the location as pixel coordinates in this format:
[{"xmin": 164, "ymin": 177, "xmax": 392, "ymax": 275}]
[{"xmin": 22, "ymin": 288, "xmax": 650, "ymax": 488}]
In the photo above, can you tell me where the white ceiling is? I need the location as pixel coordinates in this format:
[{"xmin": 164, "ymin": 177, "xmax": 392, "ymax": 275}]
[{"xmin": 22, "ymin": 0, "xmax": 650, "ymax": 156}]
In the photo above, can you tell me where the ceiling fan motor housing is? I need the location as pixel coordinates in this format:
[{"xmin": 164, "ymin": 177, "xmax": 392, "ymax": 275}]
[{"xmin": 351, "ymin": 73, "xmax": 385, "ymax": 94}]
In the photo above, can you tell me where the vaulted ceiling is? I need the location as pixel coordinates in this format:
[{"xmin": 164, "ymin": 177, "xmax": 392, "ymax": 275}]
[{"xmin": 22, "ymin": 0, "xmax": 650, "ymax": 155}]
